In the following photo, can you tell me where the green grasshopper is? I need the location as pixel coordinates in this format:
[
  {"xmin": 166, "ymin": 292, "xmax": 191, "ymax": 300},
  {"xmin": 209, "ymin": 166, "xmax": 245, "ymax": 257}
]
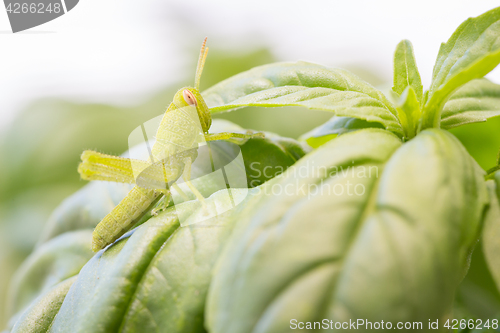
[{"xmin": 78, "ymin": 38, "xmax": 264, "ymax": 252}]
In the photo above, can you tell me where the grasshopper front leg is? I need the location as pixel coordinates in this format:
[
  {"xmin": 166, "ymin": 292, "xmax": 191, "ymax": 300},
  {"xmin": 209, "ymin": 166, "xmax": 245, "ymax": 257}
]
[
  {"xmin": 79, "ymin": 150, "xmax": 172, "ymax": 189},
  {"xmin": 78, "ymin": 150, "xmax": 147, "ymax": 184},
  {"xmin": 204, "ymin": 131, "xmax": 265, "ymax": 145}
]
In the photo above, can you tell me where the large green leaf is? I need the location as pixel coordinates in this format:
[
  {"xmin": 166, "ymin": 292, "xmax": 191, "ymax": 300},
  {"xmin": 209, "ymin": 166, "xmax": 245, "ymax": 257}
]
[
  {"xmin": 395, "ymin": 86, "xmax": 421, "ymax": 139},
  {"xmin": 206, "ymin": 128, "xmax": 488, "ymax": 332},
  {"xmin": 6, "ymin": 231, "xmax": 93, "ymax": 328},
  {"xmin": 483, "ymin": 173, "xmax": 500, "ymax": 293},
  {"xmin": 422, "ymin": 6, "xmax": 500, "ymax": 129},
  {"xmin": 209, "ymin": 120, "xmax": 310, "ymax": 187},
  {"xmin": 31, "ymin": 189, "xmax": 257, "ymax": 333},
  {"xmin": 37, "ymin": 182, "xmax": 133, "ymax": 245},
  {"xmin": 10, "ymin": 277, "xmax": 77, "ymax": 333},
  {"xmin": 202, "ymin": 62, "xmax": 403, "ymax": 137},
  {"xmin": 298, "ymin": 116, "xmax": 384, "ymax": 148},
  {"xmin": 441, "ymin": 79, "xmax": 500, "ymax": 129},
  {"xmin": 392, "ymin": 39, "xmax": 423, "ymax": 102}
]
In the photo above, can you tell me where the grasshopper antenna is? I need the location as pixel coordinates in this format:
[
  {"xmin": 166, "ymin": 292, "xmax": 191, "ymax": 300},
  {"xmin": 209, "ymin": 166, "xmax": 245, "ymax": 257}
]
[{"xmin": 195, "ymin": 37, "xmax": 209, "ymax": 90}]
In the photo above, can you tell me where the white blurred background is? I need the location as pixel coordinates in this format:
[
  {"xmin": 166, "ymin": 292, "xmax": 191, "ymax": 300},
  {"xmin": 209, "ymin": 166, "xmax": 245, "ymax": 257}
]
[{"xmin": 1, "ymin": 0, "xmax": 500, "ymax": 130}]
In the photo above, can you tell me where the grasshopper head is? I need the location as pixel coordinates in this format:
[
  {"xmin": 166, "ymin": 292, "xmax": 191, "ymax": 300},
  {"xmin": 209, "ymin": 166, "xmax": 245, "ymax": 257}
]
[{"xmin": 173, "ymin": 87, "xmax": 212, "ymax": 133}]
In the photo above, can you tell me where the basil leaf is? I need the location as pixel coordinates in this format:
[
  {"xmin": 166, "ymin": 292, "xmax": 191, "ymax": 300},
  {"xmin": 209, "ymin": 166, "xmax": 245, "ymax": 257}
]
[
  {"xmin": 41, "ymin": 189, "xmax": 256, "ymax": 333},
  {"xmin": 299, "ymin": 116, "xmax": 384, "ymax": 148},
  {"xmin": 422, "ymin": 7, "xmax": 500, "ymax": 129},
  {"xmin": 6, "ymin": 231, "xmax": 93, "ymax": 327},
  {"xmin": 483, "ymin": 173, "xmax": 500, "ymax": 293},
  {"xmin": 396, "ymin": 86, "xmax": 421, "ymax": 139},
  {"xmin": 206, "ymin": 129, "xmax": 488, "ymax": 332},
  {"xmin": 209, "ymin": 120, "xmax": 311, "ymax": 187},
  {"xmin": 441, "ymin": 79, "xmax": 500, "ymax": 129},
  {"xmin": 38, "ymin": 182, "xmax": 133, "ymax": 245},
  {"xmin": 392, "ymin": 40, "xmax": 423, "ymax": 102},
  {"xmin": 203, "ymin": 62, "xmax": 403, "ymax": 137},
  {"xmin": 10, "ymin": 277, "xmax": 77, "ymax": 333}
]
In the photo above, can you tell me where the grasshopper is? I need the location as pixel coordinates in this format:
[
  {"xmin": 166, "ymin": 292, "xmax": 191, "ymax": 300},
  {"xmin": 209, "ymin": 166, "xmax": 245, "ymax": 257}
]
[{"xmin": 78, "ymin": 38, "xmax": 264, "ymax": 252}]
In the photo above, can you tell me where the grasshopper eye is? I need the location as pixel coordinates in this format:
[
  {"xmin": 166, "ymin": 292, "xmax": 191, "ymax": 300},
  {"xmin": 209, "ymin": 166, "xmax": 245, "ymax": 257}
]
[{"xmin": 183, "ymin": 89, "xmax": 198, "ymax": 106}]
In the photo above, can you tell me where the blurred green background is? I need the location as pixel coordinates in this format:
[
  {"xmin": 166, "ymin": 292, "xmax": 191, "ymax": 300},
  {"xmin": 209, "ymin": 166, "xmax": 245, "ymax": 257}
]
[{"xmin": 1, "ymin": 43, "xmax": 500, "ymax": 329}]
